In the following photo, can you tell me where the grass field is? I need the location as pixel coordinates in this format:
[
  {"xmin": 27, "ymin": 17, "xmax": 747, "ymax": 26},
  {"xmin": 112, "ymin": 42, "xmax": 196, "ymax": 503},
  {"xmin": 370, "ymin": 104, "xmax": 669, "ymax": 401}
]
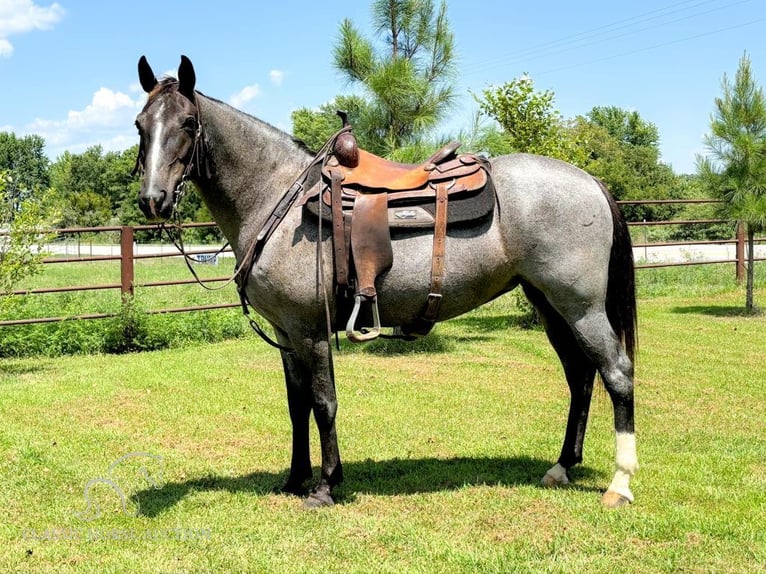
[{"xmin": 0, "ymin": 264, "xmax": 765, "ymax": 572}]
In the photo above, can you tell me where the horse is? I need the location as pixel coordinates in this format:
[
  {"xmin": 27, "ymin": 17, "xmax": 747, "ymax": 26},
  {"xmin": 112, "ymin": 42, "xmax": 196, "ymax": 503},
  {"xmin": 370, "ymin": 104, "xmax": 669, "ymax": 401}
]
[{"xmin": 133, "ymin": 55, "xmax": 639, "ymax": 509}]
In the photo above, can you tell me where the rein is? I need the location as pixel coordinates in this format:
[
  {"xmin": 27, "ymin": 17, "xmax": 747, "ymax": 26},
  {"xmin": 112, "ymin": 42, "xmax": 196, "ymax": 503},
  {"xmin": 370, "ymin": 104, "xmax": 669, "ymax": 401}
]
[
  {"xmin": 154, "ymin": 104, "xmax": 339, "ymax": 354},
  {"xmin": 137, "ymin": 87, "xmax": 351, "ymax": 353},
  {"xmin": 157, "ymin": 99, "xmax": 237, "ymax": 293}
]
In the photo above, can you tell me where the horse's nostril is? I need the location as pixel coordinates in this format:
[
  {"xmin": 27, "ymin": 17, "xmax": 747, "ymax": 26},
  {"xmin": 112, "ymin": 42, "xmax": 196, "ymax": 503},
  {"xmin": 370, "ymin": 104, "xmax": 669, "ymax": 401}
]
[
  {"xmin": 138, "ymin": 190, "xmax": 169, "ymax": 219},
  {"xmin": 138, "ymin": 195, "xmax": 151, "ymax": 215}
]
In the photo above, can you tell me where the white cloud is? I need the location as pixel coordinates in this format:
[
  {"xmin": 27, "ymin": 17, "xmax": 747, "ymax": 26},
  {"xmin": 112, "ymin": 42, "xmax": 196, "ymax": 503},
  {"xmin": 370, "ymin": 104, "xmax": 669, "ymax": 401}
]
[
  {"xmin": 229, "ymin": 84, "xmax": 261, "ymax": 108},
  {"xmin": 23, "ymin": 87, "xmax": 143, "ymax": 156},
  {"xmin": 269, "ymin": 70, "xmax": 285, "ymax": 86},
  {"xmin": 0, "ymin": 0, "xmax": 65, "ymax": 58},
  {"xmin": 0, "ymin": 38, "xmax": 12, "ymax": 57}
]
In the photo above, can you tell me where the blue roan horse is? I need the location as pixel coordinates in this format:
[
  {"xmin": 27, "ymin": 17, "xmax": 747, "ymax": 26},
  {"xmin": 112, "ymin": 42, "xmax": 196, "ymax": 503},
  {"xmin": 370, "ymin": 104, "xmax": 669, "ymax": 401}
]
[{"xmin": 134, "ymin": 56, "xmax": 639, "ymax": 508}]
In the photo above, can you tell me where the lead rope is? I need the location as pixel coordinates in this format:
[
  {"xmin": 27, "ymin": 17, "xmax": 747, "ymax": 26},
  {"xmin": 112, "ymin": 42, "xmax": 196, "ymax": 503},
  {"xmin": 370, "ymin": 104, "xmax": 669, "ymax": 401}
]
[
  {"xmin": 160, "ymin": 212, "xmax": 295, "ymax": 353},
  {"xmin": 161, "ymin": 212, "xmax": 234, "ymax": 292}
]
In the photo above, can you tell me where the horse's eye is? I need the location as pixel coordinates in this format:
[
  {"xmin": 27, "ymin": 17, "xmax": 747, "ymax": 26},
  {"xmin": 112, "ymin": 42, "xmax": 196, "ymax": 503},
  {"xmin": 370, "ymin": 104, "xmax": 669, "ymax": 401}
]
[{"xmin": 182, "ymin": 117, "xmax": 197, "ymax": 134}]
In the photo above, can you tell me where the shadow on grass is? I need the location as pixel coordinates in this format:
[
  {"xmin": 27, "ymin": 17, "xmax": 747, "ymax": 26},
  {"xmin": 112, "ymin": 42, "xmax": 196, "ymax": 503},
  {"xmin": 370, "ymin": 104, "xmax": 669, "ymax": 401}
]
[
  {"xmin": 340, "ymin": 313, "xmax": 538, "ymax": 357},
  {"xmin": 450, "ymin": 313, "xmax": 542, "ymax": 333},
  {"xmin": 348, "ymin": 332, "xmax": 501, "ymax": 356},
  {"xmin": 347, "ymin": 332, "xmax": 457, "ymax": 356},
  {"xmin": 0, "ymin": 361, "xmax": 49, "ymax": 377},
  {"xmin": 672, "ymin": 305, "xmax": 761, "ymax": 317},
  {"xmin": 133, "ymin": 455, "xmax": 605, "ymax": 516}
]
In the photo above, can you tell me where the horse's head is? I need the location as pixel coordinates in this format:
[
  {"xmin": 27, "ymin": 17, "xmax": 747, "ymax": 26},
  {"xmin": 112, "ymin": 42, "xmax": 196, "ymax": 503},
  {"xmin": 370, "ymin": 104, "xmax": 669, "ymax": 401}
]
[{"xmin": 134, "ymin": 55, "xmax": 201, "ymax": 221}]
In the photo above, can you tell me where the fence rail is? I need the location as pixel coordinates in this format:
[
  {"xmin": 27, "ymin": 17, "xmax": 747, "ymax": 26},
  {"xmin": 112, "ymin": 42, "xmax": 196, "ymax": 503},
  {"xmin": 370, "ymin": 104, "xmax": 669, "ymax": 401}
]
[
  {"xmin": 615, "ymin": 200, "xmax": 765, "ymax": 276},
  {"xmin": 2, "ymin": 199, "xmax": 765, "ymax": 327}
]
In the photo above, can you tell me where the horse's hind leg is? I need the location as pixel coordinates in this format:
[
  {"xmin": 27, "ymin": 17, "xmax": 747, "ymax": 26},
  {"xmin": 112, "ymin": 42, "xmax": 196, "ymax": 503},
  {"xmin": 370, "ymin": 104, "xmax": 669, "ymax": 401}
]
[
  {"xmin": 567, "ymin": 308, "xmax": 638, "ymax": 507},
  {"xmin": 523, "ymin": 284, "xmax": 598, "ymax": 488}
]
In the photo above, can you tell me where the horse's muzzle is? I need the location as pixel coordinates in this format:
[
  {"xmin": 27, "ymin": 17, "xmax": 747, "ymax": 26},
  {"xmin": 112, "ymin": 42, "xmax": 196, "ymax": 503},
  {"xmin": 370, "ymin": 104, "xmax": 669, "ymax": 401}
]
[{"xmin": 139, "ymin": 189, "xmax": 171, "ymax": 221}]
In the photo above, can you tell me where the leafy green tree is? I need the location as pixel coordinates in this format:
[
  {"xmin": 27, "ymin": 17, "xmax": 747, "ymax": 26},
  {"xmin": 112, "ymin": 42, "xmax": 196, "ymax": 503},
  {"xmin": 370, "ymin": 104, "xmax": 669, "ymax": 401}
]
[
  {"xmin": 0, "ymin": 132, "xmax": 50, "ymax": 213},
  {"xmin": 329, "ymin": 0, "xmax": 457, "ymax": 156},
  {"xmin": 292, "ymin": 95, "xmax": 370, "ymax": 152},
  {"xmin": 385, "ymin": 111, "xmax": 513, "ymax": 163},
  {"xmin": 587, "ymin": 106, "xmax": 659, "ymax": 148},
  {"xmin": 476, "ymin": 82, "xmax": 680, "ymax": 222},
  {"xmin": 50, "ymin": 145, "xmax": 141, "ymax": 228},
  {"xmin": 51, "ymin": 148, "xmax": 111, "ymax": 228},
  {"xmin": 669, "ymin": 175, "xmax": 732, "ymax": 241},
  {"xmin": 566, "ymin": 109, "xmax": 680, "ymax": 223},
  {"xmin": 1, "ymin": 171, "xmax": 59, "ymax": 310},
  {"xmin": 697, "ymin": 52, "xmax": 766, "ymax": 312},
  {"xmin": 476, "ymin": 74, "xmax": 568, "ymax": 158}
]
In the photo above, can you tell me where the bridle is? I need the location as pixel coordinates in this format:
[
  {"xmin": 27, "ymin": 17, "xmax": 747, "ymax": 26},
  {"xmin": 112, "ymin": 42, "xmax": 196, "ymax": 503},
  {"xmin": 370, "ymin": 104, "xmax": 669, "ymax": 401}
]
[
  {"xmin": 132, "ymin": 89, "xmax": 205, "ymax": 201},
  {"xmin": 133, "ymin": 91, "xmax": 233, "ymax": 289}
]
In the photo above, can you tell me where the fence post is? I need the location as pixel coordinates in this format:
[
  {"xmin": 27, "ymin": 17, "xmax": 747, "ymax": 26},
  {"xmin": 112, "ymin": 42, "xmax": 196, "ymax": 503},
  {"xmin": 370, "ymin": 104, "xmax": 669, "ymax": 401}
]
[
  {"xmin": 736, "ymin": 221, "xmax": 745, "ymax": 283},
  {"xmin": 120, "ymin": 226, "xmax": 135, "ymax": 299}
]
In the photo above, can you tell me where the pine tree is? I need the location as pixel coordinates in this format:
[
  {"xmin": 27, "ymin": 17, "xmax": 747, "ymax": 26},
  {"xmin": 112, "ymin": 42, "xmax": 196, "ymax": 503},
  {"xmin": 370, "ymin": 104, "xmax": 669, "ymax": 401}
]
[
  {"xmin": 331, "ymin": 0, "xmax": 457, "ymax": 156},
  {"xmin": 697, "ymin": 53, "xmax": 766, "ymax": 313}
]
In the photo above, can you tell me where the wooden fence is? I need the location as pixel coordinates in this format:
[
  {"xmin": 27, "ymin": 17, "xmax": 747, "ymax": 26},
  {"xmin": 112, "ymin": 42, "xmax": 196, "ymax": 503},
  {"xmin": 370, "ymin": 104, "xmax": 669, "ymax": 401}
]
[
  {"xmin": 1, "ymin": 199, "xmax": 764, "ymax": 327},
  {"xmin": 1, "ymin": 223, "xmax": 238, "ymax": 327}
]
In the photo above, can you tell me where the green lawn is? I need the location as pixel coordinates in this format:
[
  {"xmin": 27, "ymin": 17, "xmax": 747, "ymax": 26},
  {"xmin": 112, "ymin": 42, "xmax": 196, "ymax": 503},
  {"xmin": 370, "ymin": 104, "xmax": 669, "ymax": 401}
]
[{"xmin": 0, "ymin": 265, "xmax": 765, "ymax": 573}]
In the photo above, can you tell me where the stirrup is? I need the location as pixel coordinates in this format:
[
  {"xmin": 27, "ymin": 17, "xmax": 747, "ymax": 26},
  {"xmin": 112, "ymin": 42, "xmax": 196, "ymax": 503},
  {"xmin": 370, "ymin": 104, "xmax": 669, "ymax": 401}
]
[{"xmin": 346, "ymin": 294, "xmax": 381, "ymax": 343}]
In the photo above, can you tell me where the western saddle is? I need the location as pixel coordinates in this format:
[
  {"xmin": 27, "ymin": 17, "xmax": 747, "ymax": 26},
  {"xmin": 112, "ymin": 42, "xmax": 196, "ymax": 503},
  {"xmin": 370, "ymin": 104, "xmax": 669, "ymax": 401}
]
[{"xmin": 298, "ymin": 112, "xmax": 494, "ymax": 342}]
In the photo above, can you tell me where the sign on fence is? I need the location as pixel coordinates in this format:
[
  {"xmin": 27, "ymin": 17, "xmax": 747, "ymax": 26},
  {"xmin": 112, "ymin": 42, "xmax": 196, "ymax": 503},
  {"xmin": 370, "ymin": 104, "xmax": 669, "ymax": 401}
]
[{"xmin": 192, "ymin": 254, "xmax": 218, "ymax": 265}]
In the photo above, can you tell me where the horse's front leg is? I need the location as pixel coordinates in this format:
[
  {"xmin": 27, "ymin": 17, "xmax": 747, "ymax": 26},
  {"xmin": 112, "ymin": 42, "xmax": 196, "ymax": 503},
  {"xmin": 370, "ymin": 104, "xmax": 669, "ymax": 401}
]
[
  {"xmin": 279, "ymin": 349, "xmax": 313, "ymax": 495},
  {"xmin": 302, "ymin": 336, "xmax": 343, "ymax": 508}
]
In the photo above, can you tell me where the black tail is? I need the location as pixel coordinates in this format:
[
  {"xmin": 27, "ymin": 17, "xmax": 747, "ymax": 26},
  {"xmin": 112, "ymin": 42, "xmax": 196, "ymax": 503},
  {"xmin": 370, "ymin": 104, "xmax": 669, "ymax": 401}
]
[{"xmin": 595, "ymin": 178, "xmax": 637, "ymax": 363}]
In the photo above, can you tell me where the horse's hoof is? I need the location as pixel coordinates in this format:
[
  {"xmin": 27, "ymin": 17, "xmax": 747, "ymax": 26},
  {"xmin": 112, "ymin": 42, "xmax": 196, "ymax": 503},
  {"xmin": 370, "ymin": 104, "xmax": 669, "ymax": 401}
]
[
  {"xmin": 541, "ymin": 464, "xmax": 570, "ymax": 488},
  {"xmin": 601, "ymin": 490, "xmax": 632, "ymax": 508},
  {"xmin": 541, "ymin": 473, "xmax": 568, "ymax": 488},
  {"xmin": 303, "ymin": 487, "xmax": 334, "ymax": 509}
]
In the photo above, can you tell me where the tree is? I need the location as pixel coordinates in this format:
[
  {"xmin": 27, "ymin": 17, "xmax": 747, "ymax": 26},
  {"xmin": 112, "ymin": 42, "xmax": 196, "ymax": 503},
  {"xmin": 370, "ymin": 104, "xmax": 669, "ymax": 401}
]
[
  {"xmin": 329, "ymin": 0, "xmax": 457, "ymax": 156},
  {"xmin": 476, "ymin": 74, "xmax": 568, "ymax": 158},
  {"xmin": 587, "ymin": 106, "xmax": 659, "ymax": 148},
  {"xmin": 1, "ymin": 171, "xmax": 59, "ymax": 311},
  {"xmin": 50, "ymin": 145, "xmax": 141, "ymax": 229},
  {"xmin": 0, "ymin": 132, "xmax": 50, "ymax": 213},
  {"xmin": 51, "ymin": 148, "xmax": 112, "ymax": 228},
  {"xmin": 566, "ymin": 108, "xmax": 680, "ymax": 222},
  {"xmin": 697, "ymin": 52, "xmax": 766, "ymax": 313},
  {"xmin": 292, "ymin": 95, "xmax": 370, "ymax": 152}
]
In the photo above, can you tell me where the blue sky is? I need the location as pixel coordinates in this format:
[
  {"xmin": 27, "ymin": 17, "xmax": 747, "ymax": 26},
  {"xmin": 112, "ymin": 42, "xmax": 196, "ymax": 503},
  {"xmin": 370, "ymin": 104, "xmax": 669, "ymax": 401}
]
[{"xmin": 1, "ymin": 0, "xmax": 765, "ymax": 174}]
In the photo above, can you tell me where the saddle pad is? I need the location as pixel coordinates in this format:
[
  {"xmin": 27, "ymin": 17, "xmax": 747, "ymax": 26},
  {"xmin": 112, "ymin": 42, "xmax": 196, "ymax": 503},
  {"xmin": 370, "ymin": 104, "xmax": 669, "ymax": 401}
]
[{"xmin": 303, "ymin": 177, "xmax": 496, "ymax": 229}]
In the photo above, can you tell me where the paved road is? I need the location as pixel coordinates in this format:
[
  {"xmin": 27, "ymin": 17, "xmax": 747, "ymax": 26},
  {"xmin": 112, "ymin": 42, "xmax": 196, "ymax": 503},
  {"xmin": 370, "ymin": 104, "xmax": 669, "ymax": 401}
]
[
  {"xmin": 43, "ymin": 240, "xmax": 766, "ymax": 264},
  {"xmin": 44, "ymin": 242, "xmax": 236, "ymax": 259}
]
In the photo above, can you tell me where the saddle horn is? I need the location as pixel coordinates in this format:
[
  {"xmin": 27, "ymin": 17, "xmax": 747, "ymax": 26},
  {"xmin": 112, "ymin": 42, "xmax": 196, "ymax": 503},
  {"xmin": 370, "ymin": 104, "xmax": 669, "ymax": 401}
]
[{"xmin": 333, "ymin": 110, "xmax": 359, "ymax": 168}]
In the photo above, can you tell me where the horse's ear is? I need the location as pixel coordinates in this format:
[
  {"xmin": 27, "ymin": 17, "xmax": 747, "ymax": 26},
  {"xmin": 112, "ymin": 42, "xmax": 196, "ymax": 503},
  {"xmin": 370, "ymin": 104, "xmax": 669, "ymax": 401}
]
[
  {"xmin": 138, "ymin": 55, "xmax": 158, "ymax": 93},
  {"xmin": 178, "ymin": 55, "xmax": 196, "ymax": 101}
]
